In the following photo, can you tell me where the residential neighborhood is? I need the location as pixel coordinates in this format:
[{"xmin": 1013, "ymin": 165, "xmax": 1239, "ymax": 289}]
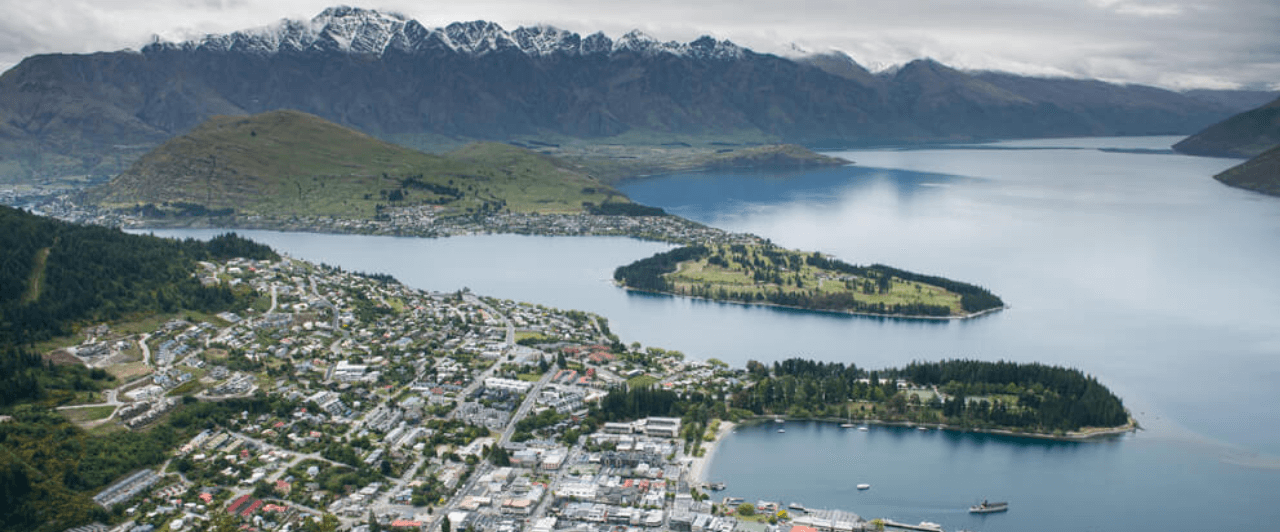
[{"xmin": 55, "ymin": 253, "xmax": 886, "ymax": 532}]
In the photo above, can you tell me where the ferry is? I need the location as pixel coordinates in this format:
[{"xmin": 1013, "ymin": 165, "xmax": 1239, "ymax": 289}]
[
  {"xmin": 788, "ymin": 502, "xmax": 807, "ymax": 512},
  {"xmin": 969, "ymin": 500, "xmax": 1009, "ymax": 513},
  {"xmin": 856, "ymin": 483, "xmax": 871, "ymax": 490}
]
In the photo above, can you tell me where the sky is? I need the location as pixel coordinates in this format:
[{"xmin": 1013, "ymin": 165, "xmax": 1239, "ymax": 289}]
[{"xmin": 0, "ymin": 0, "xmax": 1277, "ymax": 90}]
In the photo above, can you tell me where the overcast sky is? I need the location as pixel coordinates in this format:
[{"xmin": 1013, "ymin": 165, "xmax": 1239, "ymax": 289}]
[{"xmin": 1, "ymin": 0, "xmax": 1277, "ymax": 90}]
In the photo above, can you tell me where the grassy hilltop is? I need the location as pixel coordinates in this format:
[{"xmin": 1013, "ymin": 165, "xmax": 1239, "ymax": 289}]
[
  {"xmin": 615, "ymin": 243, "xmax": 1004, "ymax": 318},
  {"xmin": 88, "ymin": 110, "xmax": 631, "ymax": 218}
]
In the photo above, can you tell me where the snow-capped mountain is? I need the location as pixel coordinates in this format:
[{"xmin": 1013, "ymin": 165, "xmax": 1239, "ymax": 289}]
[
  {"xmin": 145, "ymin": 6, "xmax": 744, "ymax": 60},
  {"xmin": 0, "ymin": 5, "xmax": 1257, "ymax": 183}
]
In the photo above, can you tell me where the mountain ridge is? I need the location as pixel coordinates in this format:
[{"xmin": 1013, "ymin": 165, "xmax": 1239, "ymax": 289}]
[
  {"xmin": 1173, "ymin": 97, "xmax": 1280, "ymax": 158},
  {"xmin": 0, "ymin": 6, "xmax": 1273, "ymax": 183}
]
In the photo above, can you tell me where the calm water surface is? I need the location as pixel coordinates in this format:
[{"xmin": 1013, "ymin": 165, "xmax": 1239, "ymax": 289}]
[{"xmin": 151, "ymin": 136, "xmax": 1280, "ymax": 531}]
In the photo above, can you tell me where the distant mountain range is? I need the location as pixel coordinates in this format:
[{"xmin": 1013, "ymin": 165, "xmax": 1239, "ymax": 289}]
[
  {"xmin": 0, "ymin": 6, "xmax": 1274, "ymax": 182},
  {"xmin": 1173, "ymin": 96, "xmax": 1280, "ymax": 197},
  {"xmin": 1174, "ymin": 97, "xmax": 1280, "ymax": 158}
]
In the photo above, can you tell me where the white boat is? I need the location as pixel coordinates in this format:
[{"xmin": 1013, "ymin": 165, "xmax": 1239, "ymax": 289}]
[
  {"xmin": 840, "ymin": 423, "xmax": 856, "ymax": 428},
  {"xmin": 858, "ymin": 426, "xmax": 869, "ymax": 432},
  {"xmin": 856, "ymin": 483, "xmax": 871, "ymax": 490},
  {"xmin": 969, "ymin": 500, "xmax": 1009, "ymax": 513},
  {"xmin": 777, "ymin": 429, "xmax": 786, "ymax": 433},
  {"xmin": 775, "ymin": 418, "xmax": 785, "ymax": 423}
]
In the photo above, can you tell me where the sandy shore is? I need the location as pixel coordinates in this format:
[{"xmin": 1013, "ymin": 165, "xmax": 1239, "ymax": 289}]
[{"xmin": 689, "ymin": 420, "xmax": 737, "ymax": 484}]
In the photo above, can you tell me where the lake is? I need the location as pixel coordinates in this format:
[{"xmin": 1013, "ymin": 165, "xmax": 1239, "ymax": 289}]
[{"xmin": 149, "ymin": 135, "xmax": 1280, "ymax": 531}]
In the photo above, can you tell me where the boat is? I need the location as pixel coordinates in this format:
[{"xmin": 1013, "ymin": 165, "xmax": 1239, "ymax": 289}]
[
  {"xmin": 969, "ymin": 500, "xmax": 1009, "ymax": 513},
  {"xmin": 707, "ymin": 482, "xmax": 726, "ymax": 491},
  {"xmin": 788, "ymin": 502, "xmax": 807, "ymax": 511},
  {"xmin": 858, "ymin": 426, "xmax": 869, "ymax": 432},
  {"xmin": 918, "ymin": 426, "xmax": 929, "ymax": 431},
  {"xmin": 775, "ymin": 418, "xmax": 785, "ymax": 423},
  {"xmin": 777, "ymin": 429, "xmax": 786, "ymax": 433},
  {"xmin": 856, "ymin": 483, "xmax": 871, "ymax": 490}
]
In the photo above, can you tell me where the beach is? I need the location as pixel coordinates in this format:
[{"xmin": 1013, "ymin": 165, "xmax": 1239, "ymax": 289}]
[{"xmin": 689, "ymin": 420, "xmax": 737, "ymax": 484}]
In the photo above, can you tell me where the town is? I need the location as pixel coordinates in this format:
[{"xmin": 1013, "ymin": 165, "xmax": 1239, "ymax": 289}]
[
  {"xmin": 53, "ymin": 253, "xmax": 900, "ymax": 532},
  {"xmin": 20, "ymin": 194, "xmax": 757, "ymax": 247}
]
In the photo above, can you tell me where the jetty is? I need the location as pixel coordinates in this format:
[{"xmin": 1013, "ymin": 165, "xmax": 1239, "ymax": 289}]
[{"xmin": 884, "ymin": 520, "xmax": 944, "ymax": 532}]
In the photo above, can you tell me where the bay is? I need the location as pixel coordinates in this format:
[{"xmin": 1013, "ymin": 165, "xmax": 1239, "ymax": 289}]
[{"xmin": 149, "ymin": 135, "xmax": 1280, "ymax": 531}]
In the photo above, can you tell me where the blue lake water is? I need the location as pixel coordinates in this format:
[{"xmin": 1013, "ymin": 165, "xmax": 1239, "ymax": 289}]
[{"xmin": 150, "ymin": 135, "xmax": 1280, "ymax": 531}]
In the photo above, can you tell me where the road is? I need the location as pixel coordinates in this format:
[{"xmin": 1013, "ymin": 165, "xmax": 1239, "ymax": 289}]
[
  {"xmin": 267, "ymin": 283, "xmax": 278, "ymax": 314},
  {"xmin": 500, "ymin": 369, "xmax": 558, "ymax": 446},
  {"xmin": 465, "ymin": 294, "xmax": 515, "ymax": 346},
  {"xmin": 139, "ymin": 333, "xmax": 152, "ymax": 368}
]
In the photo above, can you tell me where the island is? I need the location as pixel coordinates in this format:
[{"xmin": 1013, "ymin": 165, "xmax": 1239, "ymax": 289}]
[
  {"xmin": 613, "ymin": 243, "xmax": 1005, "ymax": 318},
  {"xmin": 0, "ymin": 206, "xmax": 1125, "ymax": 532}
]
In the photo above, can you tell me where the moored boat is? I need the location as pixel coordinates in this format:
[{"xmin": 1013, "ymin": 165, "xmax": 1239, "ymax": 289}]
[{"xmin": 969, "ymin": 499, "xmax": 1009, "ymax": 513}]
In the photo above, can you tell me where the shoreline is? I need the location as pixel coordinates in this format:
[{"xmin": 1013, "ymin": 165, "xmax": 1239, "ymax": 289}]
[
  {"xmin": 619, "ymin": 285, "xmax": 1007, "ymax": 321},
  {"xmin": 690, "ymin": 420, "xmax": 737, "ymax": 484},
  {"xmin": 736, "ymin": 416, "xmax": 1138, "ymax": 442}
]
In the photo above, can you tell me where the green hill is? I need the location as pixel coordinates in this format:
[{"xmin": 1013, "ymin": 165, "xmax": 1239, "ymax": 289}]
[
  {"xmin": 1174, "ymin": 97, "xmax": 1280, "ymax": 158},
  {"xmin": 614, "ymin": 243, "xmax": 1004, "ymax": 318},
  {"xmin": 1215, "ymin": 145, "xmax": 1280, "ymax": 197},
  {"xmin": 89, "ymin": 110, "xmax": 630, "ymax": 218}
]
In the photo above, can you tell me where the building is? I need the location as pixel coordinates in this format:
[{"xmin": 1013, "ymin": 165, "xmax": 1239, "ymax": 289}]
[
  {"xmin": 484, "ymin": 377, "xmax": 534, "ymax": 394},
  {"xmin": 643, "ymin": 417, "xmax": 682, "ymax": 438}
]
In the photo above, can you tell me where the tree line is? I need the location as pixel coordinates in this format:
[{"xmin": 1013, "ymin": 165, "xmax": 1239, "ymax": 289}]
[
  {"xmin": 0, "ymin": 206, "xmax": 275, "ymax": 347},
  {"xmin": 729, "ymin": 358, "xmax": 1128, "ymax": 433}
]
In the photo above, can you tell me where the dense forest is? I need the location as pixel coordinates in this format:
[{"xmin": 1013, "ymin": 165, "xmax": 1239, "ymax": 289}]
[
  {"xmin": 612, "ymin": 245, "xmax": 711, "ymax": 291},
  {"xmin": 0, "ymin": 206, "xmax": 277, "ymax": 409},
  {"xmin": 613, "ymin": 244, "xmax": 1004, "ymax": 316},
  {"xmin": 0, "ymin": 396, "xmax": 294, "ymax": 532},
  {"xmin": 0, "ymin": 206, "xmax": 276, "ymax": 346},
  {"xmin": 730, "ymin": 358, "xmax": 1129, "ymax": 433}
]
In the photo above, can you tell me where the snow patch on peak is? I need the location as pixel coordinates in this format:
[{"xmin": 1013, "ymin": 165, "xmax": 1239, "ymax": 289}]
[
  {"xmin": 613, "ymin": 30, "xmax": 691, "ymax": 56},
  {"xmin": 310, "ymin": 6, "xmax": 410, "ymax": 54},
  {"xmin": 580, "ymin": 32, "xmax": 613, "ymax": 54},
  {"xmin": 445, "ymin": 21, "xmax": 518, "ymax": 55},
  {"xmin": 511, "ymin": 25, "xmax": 580, "ymax": 56},
  {"xmin": 688, "ymin": 36, "xmax": 744, "ymax": 60},
  {"xmin": 142, "ymin": 7, "xmax": 751, "ymax": 61}
]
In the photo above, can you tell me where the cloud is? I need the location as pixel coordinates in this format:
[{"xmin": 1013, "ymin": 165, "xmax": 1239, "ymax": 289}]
[{"xmin": 0, "ymin": 0, "xmax": 1277, "ymax": 90}]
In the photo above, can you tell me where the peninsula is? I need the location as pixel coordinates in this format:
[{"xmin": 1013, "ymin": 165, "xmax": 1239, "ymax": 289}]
[
  {"xmin": 613, "ymin": 243, "xmax": 1004, "ymax": 318},
  {"xmin": 0, "ymin": 206, "xmax": 1124, "ymax": 532}
]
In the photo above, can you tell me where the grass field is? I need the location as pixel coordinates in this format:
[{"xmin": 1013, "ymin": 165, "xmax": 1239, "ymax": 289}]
[
  {"xmin": 664, "ymin": 244, "xmax": 963, "ymax": 314},
  {"xmin": 61, "ymin": 405, "xmax": 117, "ymax": 424},
  {"xmin": 627, "ymin": 375, "xmax": 660, "ymax": 388},
  {"xmin": 107, "ymin": 361, "xmax": 152, "ymax": 381},
  {"xmin": 166, "ymin": 380, "xmax": 203, "ymax": 396}
]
